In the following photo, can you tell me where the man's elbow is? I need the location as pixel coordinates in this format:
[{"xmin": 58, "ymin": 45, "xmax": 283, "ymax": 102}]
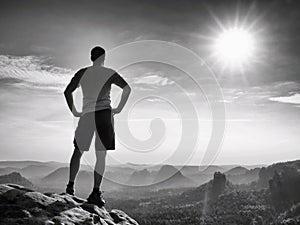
[
  {"xmin": 64, "ymin": 88, "xmax": 71, "ymax": 96},
  {"xmin": 124, "ymin": 85, "xmax": 131, "ymax": 94}
]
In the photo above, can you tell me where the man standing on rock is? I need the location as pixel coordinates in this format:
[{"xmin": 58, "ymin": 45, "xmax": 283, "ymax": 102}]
[{"xmin": 64, "ymin": 46, "xmax": 131, "ymax": 207}]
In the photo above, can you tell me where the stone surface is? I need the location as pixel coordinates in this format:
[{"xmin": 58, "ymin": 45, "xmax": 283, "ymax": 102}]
[{"xmin": 0, "ymin": 184, "xmax": 139, "ymax": 225}]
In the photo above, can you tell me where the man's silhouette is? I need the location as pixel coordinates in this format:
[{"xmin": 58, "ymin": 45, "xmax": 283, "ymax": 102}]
[{"xmin": 64, "ymin": 46, "xmax": 131, "ymax": 207}]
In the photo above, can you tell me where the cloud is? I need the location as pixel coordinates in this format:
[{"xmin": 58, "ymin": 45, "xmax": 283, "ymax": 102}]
[
  {"xmin": 146, "ymin": 97, "xmax": 165, "ymax": 103},
  {"xmin": 0, "ymin": 55, "xmax": 175, "ymax": 95},
  {"xmin": 269, "ymin": 93, "xmax": 300, "ymax": 105},
  {"xmin": 220, "ymin": 81, "xmax": 300, "ymax": 106},
  {"xmin": 0, "ymin": 55, "xmax": 73, "ymax": 91},
  {"xmin": 130, "ymin": 72, "xmax": 174, "ymax": 87}
]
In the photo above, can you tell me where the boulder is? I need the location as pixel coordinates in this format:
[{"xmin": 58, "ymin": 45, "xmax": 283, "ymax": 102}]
[{"xmin": 0, "ymin": 184, "xmax": 139, "ymax": 225}]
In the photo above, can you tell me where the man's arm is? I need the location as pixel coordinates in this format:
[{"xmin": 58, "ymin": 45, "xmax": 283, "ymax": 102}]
[
  {"xmin": 112, "ymin": 85, "xmax": 131, "ymax": 115},
  {"xmin": 64, "ymin": 69, "xmax": 84, "ymax": 117},
  {"xmin": 111, "ymin": 73, "xmax": 131, "ymax": 115}
]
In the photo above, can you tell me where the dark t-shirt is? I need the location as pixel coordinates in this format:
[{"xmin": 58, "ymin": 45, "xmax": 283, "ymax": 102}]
[{"xmin": 70, "ymin": 65, "xmax": 127, "ymax": 114}]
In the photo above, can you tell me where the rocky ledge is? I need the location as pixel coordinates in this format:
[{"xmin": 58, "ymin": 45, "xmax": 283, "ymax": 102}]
[{"xmin": 0, "ymin": 184, "xmax": 139, "ymax": 225}]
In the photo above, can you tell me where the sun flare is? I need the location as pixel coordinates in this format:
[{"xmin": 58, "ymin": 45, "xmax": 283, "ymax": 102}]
[{"xmin": 214, "ymin": 28, "xmax": 255, "ymax": 67}]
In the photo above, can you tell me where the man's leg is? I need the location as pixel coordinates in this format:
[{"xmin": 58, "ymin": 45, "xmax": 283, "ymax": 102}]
[
  {"xmin": 87, "ymin": 150, "xmax": 107, "ymax": 207},
  {"xmin": 93, "ymin": 151, "xmax": 107, "ymax": 191},
  {"xmin": 68, "ymin": 112, "xmax": 94, "ymax": 195},
  {"xmin": 93, "ymin": 109, "xmax": 113, "ymax": 190},
  {"xmin": 66, "ymin": 147, "xmax": 83, "ymax": 195},
  {"xmin": 69, "ymin": 147, "xmax": 83, "ymax": 183},
  {"xmin": 87, "ymin": 110, "xmax": 111, "ymax": 206}
]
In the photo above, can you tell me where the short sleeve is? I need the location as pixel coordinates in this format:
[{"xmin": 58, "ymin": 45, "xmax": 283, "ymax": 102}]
[
  {"xmin": 73, "ymin": 68, "xmax": 86, "ymax": 85},
  {"xmin": 65, "ymin": 68, "xmax": 86, "ymax": 92},
  {"xmin": 111, "ymin": 73, "xmax": 128, "ymax": 88}
]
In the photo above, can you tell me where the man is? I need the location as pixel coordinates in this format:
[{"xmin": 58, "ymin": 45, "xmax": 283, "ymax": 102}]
[{"xmin": 64, "ymin": 46, "xmax": 131, "ymax": 207}]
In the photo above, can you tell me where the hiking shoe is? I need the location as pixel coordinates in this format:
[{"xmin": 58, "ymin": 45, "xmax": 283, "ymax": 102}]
[
  {"xmin": 66, "ymin": 185, "xmax": 74, "ymax": 196},
  {"xmin": 87, "ymin": 191, "xmax": 105, "ymax": 207}
]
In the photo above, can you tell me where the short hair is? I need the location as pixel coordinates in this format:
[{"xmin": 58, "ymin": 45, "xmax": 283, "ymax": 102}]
[{"xmin": 91, "ymin": 46, "xmax": 105, "ymax": 62}]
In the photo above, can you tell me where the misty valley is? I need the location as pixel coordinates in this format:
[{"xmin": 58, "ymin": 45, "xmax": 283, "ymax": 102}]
[{"xmin": 0, "ymin": 160, "xmax": 300, "ymax": 224}]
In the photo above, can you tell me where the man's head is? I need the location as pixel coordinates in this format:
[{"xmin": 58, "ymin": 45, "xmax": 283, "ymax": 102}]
[{"xmin": 91, "ymin": 46, "xmax": 105, "ymax": 63}]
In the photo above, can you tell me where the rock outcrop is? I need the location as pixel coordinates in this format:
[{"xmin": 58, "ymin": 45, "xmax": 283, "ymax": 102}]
[{"xmin": 0, "ymin": 184, "xmax": 139, "ymax": 225}]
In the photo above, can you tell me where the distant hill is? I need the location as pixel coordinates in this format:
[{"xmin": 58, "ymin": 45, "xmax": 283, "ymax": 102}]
[
  {"xmin": 42, "ymin": 166, "xmax": 69, "ymax": 183},
  {"xmin": 42, "ymin": 167, "xmax": 116, "ymax": 185},
  {"xmin": 20, "ymin": 164, "xmax": 56, "ymax": 178},
  {"xmin": 127, "ymin": 169, "xmax": 153, "ymax": 186},
  {"xmin": 152, "ymin": 165, "xmax": 196, "ymax": 189},
  {"xmin": 105, "ymin": 166, "xmax": 135, "ymax": 177},
  {"xmin": 0, "ymin": 167, "xmax": 20, "ymax": 176},
  {"xmin": 39, "ymin": 167, "xmax": 127, "ymax": 197},
  {"xmin": 104, "ymin": 171, "xmax": 131, "ymax": 184},
  {"xmin": 225, "ymin": 166, "xmax": 249, "ymax": 176},
  {"xmin": 257, "ymin": 159, "xmax": 300, "ymax": 188},
  {"xmin": 39, "ymin": 167, "xmax": 93, "ymax": 196},
  {"xmin": 0, "ymin": 160, "xmax": 44, "ymax": 168},
  {"xmin": 154, "ymin": 171, "xmax": 196, "ymax": 189},
  {"xmin": 201, "ymin": 165, "xmax": 227, "ymax": 175},
  {"xmin": 0, "ymin": 172, "xmax": 33, "ymax": 188},
  {"xmin": 182, "ymin": 173, "xmax": 213, "ymax": 186},
  {"xmin": 179, "ymin": 166, "xmax": 202, "ymax": 176},
  {"xmin": 226, "ymin": 167, "xmax": 260, "ymax": 185},
  {"xmin": 0, "ymin": 160, "xmax": 69, "ymax": 170},
  {"xmin": 154, "ymin": 165, "xmax": 179, "ymax": 183}
]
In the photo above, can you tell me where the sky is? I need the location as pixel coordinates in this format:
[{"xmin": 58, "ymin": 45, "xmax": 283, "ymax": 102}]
[{"xmin": 0, "ymin": 0, "xmax": 300, "ymax": 166}]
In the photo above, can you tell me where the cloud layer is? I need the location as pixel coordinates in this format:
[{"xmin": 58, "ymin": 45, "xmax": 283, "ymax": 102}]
[
  {"xmin": 270, "ymin": 93, "xmax": 300, "ymax": 105},
  {"xmin": 0, "ymin": 55, "xmax": 73, "ymax": 91}
]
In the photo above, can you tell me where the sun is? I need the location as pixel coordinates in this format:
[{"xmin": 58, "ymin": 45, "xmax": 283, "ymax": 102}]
[{"xmin": 214, "ymin": 28, "xmax": 255, "ymax": 68}]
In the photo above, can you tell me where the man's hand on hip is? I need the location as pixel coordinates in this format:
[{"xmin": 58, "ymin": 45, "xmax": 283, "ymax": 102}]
[
  {"xmin": 73, "ymin": 111, "xmax": 83, "ymax": 117},
  {"xmin": 112, "ymin": 108, "xmax": 121, "ymax": 116}
]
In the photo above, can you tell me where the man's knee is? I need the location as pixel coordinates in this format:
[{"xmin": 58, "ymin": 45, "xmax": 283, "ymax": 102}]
[{"xmin": 73, "ymin": 147, "xmax": 83, "ymax": 158}]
